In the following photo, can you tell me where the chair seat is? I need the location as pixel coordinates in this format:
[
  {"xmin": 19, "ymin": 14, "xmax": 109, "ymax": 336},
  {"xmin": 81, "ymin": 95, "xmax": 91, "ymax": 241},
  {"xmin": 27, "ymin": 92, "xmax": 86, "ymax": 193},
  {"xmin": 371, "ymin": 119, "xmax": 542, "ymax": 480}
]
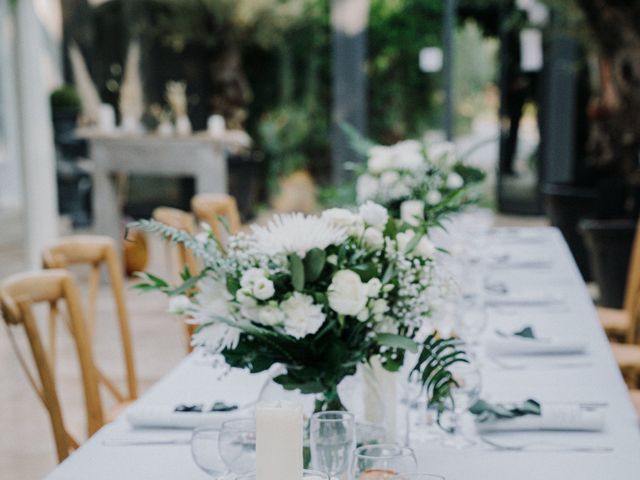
[
  {"xmin": 631, "ymin": 390, "xmax": 640, "ymax": 416},
  {"xmin": 611, "ymin": 343, "xmax": 640, "ymax": 369},
  {"xmin": 597, "ymin": 307, "xmax": 630, "ymax": 335},
  {"xmin": 105, "ymin": 400, "xmax": 134, "ymax": 424}
]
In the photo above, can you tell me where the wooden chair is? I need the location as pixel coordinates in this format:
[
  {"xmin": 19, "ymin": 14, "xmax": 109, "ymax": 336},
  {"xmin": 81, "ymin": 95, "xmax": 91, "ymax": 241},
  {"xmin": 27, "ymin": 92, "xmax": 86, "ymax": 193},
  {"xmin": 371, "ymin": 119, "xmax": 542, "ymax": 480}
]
[
  {"xmin": 1, "ymin": 269, "xmax": 104, "ymax": 462},
  {"xmin": 42, "ymin": 236, "xmax": 137, "ymax": 404},
  {"xmin": 191, "ymin": 193, "xmax": 241, "ymax": 243},
  {"xmin": 598, "ymin": 218, "xmax": 640, "ymax": 342},
  {"xmin": 599, "ymin": 219, "xmax": 640, "ymax": 386},
  {"xmin": 152, "ymin": 207, "xmax": 200, "ymax": 281},
  {"xmin": 151, "ymin": 207, "xmax": 199, "ymax": 351}
]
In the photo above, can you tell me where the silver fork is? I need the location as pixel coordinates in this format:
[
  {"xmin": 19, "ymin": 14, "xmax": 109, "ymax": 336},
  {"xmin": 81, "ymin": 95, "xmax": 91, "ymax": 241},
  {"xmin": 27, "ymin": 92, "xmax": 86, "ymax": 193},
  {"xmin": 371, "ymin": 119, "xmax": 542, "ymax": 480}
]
[{"xmin": 480, "ymin": 436, "xmax": 613, "ymax": 453}]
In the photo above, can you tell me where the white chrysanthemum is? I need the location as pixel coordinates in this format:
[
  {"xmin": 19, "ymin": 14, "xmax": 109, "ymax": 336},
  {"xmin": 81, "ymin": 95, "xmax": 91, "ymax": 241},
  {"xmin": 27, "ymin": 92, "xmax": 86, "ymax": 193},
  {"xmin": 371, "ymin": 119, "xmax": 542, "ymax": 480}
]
[
  {"xmin": 322, "ymin": 208, "xmax": 365, "ymax": 237},
  {"xmin": 280, "ymin": 292, "xmax": 326, "ymax": 339},
  {"xmin": 252, "ymin": 213, "xmax": 347, "ymax": 258},
  {"xmin": 356, "ymin": 174, "xmax": 379, "ymax": 203},
  {"xmin": 190, "ymin": 278, "xmax": 240, "ymax": 352}
]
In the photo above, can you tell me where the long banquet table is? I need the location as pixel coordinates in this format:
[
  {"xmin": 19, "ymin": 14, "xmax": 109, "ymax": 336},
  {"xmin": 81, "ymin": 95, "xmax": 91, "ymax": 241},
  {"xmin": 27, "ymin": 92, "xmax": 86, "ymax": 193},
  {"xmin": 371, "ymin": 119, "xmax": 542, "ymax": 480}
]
[{"xmin": 46, "ymin": 227, "xmax": 640, "ymax": 479}]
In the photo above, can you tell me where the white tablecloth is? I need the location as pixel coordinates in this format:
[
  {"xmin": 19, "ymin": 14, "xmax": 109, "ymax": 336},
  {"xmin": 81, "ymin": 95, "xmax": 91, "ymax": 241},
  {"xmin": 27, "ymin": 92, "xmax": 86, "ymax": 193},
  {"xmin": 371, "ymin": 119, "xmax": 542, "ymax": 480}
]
[{"xmin": 45, "ymin": 228, "xmax": 640, "ymax": 479}]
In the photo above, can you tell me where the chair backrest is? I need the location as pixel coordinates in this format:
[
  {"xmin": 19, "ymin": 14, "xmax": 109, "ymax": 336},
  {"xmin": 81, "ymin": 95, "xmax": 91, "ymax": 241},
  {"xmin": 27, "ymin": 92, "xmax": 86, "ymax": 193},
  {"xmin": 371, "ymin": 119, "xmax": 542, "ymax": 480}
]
[
  {"xmin": 42, "ymin": 235, "xmax": 137, "ymax": 401},
  {"xmin": 0, "ymin": 269, "xmax": 103, "ymax": 462},
  {"xmin": 191, "ymin": 193, "xmax": 241, "ymax": 242},
  {"xmin": 152, "ymin": 207, "xmax": 200, "ymax": 280},
  {"xmin": 624, "ymin": 218, "xmax": 640, "ymax": 343}
]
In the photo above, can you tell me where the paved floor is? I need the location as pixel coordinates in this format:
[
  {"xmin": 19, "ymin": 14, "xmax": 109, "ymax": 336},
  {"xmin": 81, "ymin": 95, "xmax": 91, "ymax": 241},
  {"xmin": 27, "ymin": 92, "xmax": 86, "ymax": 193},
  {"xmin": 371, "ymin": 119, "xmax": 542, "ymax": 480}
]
[{"xmin": 0, "ymin": 210, "xmax": 547, "ymax": 479}]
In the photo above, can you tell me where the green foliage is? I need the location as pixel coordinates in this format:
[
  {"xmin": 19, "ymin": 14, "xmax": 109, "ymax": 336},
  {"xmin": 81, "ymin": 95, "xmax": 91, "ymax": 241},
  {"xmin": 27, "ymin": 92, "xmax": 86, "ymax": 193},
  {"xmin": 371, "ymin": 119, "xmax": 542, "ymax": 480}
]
[
  {"xmin": 411, "ymin": 334, "xmax": 468, "ymax": 413},
  {"xmin": 50, "ymin": 85, "xmax": 82, "ymax": 111},
  {"xmin": 470, "ymin": 398, "xmax": 541, "ymax": 423}
]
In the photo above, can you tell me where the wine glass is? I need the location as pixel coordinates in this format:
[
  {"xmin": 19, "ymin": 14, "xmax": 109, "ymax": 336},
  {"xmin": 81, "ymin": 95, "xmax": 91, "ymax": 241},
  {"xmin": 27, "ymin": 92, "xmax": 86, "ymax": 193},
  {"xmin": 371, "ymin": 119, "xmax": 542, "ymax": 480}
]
[
  {"xmin": 350, "ymin": 444, "xmax": 418, "ymax": 480},
  {"xmin": 310, "ymin": 411, "xmax": 356, "ymax": 480},
  {"xmin": 454, "ymin": 296, "xmax": 488, "ymax": 353},
  {"xmin": 441, "ymin": 362, "xmax": 481, "ymax": 449},
  {"xmin": 191, "ymin": 425, "xmax": 225, "ymax": 477},
  {"xmin": 393, "ymin": 474, "xmax": 446, "ymax": 480},
  {"xmin": 403, "ymin": 374, "xmax": 441, "ymax": 444},
  {"xmin": 218, "ymin": 418, "xmax": 256, "ymax": 474}
]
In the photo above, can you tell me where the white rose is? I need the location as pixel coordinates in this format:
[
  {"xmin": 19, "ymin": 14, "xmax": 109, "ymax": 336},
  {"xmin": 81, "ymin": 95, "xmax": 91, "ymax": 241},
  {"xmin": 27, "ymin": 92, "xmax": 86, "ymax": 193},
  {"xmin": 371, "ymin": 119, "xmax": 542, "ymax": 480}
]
[
  {"xmin": 356, "ymin": 309, "xmax": 370, "ymax": 322},
  {"xmin": 257, "ymin": 304, "xmax": 285, "ymax": 326},
  {"xmin": 389, "ymin": 181, "xmax": 412, "ymax": 200},
  {"xmin": 322, "ymin": 208, "xmax": 365, "ymax": 237},
  {"xmin": 240, "ymin": 268, "xmax": 267, "ymax": 289},
  {"xmin": 426, "ymin": 190, "xmax": 442, "ymax": 205},
  {"xmin": 363, "ymin": 227, "xmax": 384, "ymax": 250},
  {"xmin": 281, "ymin": 292, "xmax": 326, "ymax": 339},
  {"xmin": 168, "ymin": 295, "xmax": 191, "ymax": 315},
  {"xmin": 372, "ymin": 298, "xmax": 389, "ymax": 316},
  {"xmin": 400, "ymin": 200, "xmax": 424, "ymax": 227},
  {"xmin": 252, "ymin": 278, "xmax": 275, "ymax": 300},
  {"xmin": 446, "ymin": 172, "xmax": 464, "ymax": 189},
  {"xmin": 366, "ymin": 278, "xmax": 382, "ymax": 297},
  {"xmin": 356, "ymin": 174, "xmax": 379, "ymax": 203},
  {"xmin": 429, "ymin": 142, "xmax": 456, "ymax": 165},
  {"xmin": 415, "ymin": 237, "xmax": 436, "ymax": 259},
  {"xmin": 236, "ymin": 288, "xmax": 257, "ymax": 306},
  {"xmin": 367, "ymin": 146, "xmax": 393, "ymax": 174},
  {"xmin": 394, "ymin": 139, "xmax": 422, "ymax": 153},
  {"xmin": 359, "ymin": 201, "xmax": 389, "ymax": 228},
  {"xmin": 327, "ymin": 270, "xmax": 368, "ymax": 316}
]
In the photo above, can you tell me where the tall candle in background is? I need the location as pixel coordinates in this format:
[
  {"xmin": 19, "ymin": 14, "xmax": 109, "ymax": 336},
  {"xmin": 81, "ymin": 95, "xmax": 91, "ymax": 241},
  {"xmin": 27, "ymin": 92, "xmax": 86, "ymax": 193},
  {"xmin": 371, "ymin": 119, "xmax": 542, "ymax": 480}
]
[{"xmin": 256, "ymin": 401, "xmax": 303, "ymax": 480}]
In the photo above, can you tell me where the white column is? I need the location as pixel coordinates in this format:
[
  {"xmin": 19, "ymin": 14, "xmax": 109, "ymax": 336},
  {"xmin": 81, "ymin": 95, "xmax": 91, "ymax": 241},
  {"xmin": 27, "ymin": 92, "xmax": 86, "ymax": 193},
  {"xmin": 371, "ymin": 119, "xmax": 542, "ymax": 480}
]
[{"xmin": 15, "ymin": 0, "xmax": 59, "ymax": 267}]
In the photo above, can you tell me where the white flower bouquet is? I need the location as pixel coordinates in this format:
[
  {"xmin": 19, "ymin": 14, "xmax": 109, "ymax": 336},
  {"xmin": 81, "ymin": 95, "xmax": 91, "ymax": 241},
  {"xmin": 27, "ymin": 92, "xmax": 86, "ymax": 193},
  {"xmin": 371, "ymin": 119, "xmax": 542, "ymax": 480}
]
[
  {"xmin": 132, "ymin": 202, "xmax": 465, "ymax": 412},
  {"xmin": 355, "ymin": 139, "xmax": 486, "ymax": 229}
]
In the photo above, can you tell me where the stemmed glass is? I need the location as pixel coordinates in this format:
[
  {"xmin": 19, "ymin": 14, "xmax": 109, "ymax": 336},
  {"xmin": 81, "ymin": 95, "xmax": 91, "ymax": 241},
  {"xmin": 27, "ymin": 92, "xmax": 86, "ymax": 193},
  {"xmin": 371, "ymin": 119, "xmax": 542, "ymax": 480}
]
[
  {"xmin": 454, "ymin": 296, "xmax": 488, "ymax": 355},
  {"xmin": 350, "ymin": 444, "xmax": 418, "ymax": 480},
  {"xmin": 191, "ymin": 425, "xmax": 225, "ymax": 477},
  {"xmin": 310, "ymin": 411, "xmax": 356, "ymax": 480},
  {"xmin": 441, "ymin": 362, "xmax": 482, "ymax": 449},
  {"xmin": 218, "ymin": 418, "xmax": 256, "ymax": 474}
]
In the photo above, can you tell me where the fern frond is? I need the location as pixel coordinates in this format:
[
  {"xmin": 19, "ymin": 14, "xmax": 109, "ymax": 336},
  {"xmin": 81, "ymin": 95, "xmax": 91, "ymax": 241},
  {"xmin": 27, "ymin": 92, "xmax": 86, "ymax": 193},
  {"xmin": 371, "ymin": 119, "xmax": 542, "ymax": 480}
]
[
  {"xmin": 411, "ymin": 334, "xmax": 468, "ymax": 414},
  {"xmin": 128, "ymin": 219, "xmax": 220, "ymax": 268}
]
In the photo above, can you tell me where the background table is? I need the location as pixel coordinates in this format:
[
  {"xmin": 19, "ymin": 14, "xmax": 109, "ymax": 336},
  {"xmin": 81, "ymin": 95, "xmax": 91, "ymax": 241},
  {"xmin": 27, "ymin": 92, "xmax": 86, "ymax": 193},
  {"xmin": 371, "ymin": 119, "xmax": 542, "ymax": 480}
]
[
  {"xmin": 45, "ymin": 227, "xmax": 640, "ymax": 479},
  {"xmin": 83, "ymin": 131, "xmax": 249, "ymax": 247}
]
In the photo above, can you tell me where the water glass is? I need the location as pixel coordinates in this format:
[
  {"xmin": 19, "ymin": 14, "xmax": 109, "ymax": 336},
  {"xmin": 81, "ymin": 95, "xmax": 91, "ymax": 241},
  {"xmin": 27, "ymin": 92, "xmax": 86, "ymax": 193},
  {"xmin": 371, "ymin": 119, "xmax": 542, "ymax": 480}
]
[
  {"xmin": 219, "ymin": 418, "xmax": 256, "ymax": 474},
  {"xmin": 350, "ymin": 444, "xmax": 418, "ymax": 480},
  {"xmin": 310, "ymin": 411, "xmax": 356, "ymax": 479},
  {"xmin": 236, "ymin": 470, "xmax": 329, "ymax": 480},
  {"xmin": 442, "ymin": 362, "xmax": 482, "ymax": 449},
  {"xmin": 191, "ymin": 426, "xmax": 225, "ymax": 477},
  {"xmin": 454, "ymin": 296, "xmax": 488, "ymax": 349}
]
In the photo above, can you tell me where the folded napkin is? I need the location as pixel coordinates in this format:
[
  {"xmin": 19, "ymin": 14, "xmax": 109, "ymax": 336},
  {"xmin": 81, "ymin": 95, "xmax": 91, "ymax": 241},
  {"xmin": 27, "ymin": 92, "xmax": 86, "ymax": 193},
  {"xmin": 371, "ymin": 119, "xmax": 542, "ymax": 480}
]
[
  {"xmin": 487, "ymin": 250, "xmax": 552, "ymax": 269},
  {"xmin": 470, "ymin": 399, "xmax": 605, "ymax": 432},
  {"xmin": 126, "ymin": 403, "xmax": 251, "ymax": 429},
  {"xmin": 485, "ymin": 335, "xmax": 587, "ymax": 356},
  {"xmin": 485, "ymin": 291, "xmax": 564, "ymax": 307}
]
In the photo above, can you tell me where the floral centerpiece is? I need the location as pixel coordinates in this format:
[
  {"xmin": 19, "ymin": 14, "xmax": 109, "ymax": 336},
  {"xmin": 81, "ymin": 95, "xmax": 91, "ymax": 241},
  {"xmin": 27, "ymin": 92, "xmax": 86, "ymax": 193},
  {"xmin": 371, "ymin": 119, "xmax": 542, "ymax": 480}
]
[
  {"xmin": 355, "ymin": 139, "xmax": 486, "ymax": 230},
  {"xmin": 132, "ymin": 202, "xmax": 465, "ymax": 412}
]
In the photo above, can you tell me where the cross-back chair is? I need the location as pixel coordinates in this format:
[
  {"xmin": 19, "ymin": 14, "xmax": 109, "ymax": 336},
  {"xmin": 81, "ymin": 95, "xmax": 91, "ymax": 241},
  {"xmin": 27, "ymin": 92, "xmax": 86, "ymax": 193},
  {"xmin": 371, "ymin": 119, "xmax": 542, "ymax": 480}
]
[
  {"xmin": 598, "ymin": 218, "xmax": 640, "ymax": 343},
  {"xmin": 191, "ymin": 193, "xmax": 242, "ymax": 243},
  {"xmin": 599, "ymin": 219, "xmax": 640, "ymax": 387},
  {"xmin": 42, "ymin": 235, "xmax": 137, "ymax": 404},
  {"xmin": 152, "ymin": 207, "xmax": 200, "ymax": 351},
  {"xmin": 1, "ymin": 269, "xmax": 104, "ymax": 462},
  {"xmin": 152, "ymin": 206, "xmax": 200, "ymax": 281}
]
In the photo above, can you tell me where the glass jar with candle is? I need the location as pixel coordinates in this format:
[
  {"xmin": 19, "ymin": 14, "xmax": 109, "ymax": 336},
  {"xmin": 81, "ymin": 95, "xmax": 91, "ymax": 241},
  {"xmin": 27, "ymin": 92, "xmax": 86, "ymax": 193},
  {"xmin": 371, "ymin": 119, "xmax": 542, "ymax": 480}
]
[{"xmin": 350, "ymin": 444, "xmax": 418, "ymax": 480}]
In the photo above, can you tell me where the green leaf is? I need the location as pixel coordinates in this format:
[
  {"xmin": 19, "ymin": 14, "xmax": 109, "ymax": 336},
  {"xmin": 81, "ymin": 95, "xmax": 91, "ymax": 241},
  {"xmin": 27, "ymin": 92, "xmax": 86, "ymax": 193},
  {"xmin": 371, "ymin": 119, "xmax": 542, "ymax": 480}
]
[
  {"xmin": 404, "ymin": 232, "xmax": 422, "ymax": 255},
  {"xmin": 351, "ymin": 263, "xmax": 378, "ymax": 282},
  {"xmin": 376, "ymin": 333, "xmax": 418, "ymax": 353},
  {"xmin": 289, "ymin": 253, "xmax": 305, "ymax": 291},
  {"xmin": 304, "ymin": 248, "xmax": 326, "ymax": 282},
  {"xmin": 513, "ymin": 326, "xmax": 536, "ymax": 339},
  {"xmin": 226, "ymin": 275, "xmax": 241, "ymax": 295}
]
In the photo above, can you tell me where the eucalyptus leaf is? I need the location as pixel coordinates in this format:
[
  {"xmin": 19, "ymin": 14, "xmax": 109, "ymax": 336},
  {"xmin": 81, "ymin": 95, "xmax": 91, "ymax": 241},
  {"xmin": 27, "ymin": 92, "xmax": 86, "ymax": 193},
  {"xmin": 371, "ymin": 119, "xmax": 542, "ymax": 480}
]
[
  {"xmin": 289, "ymin": 253, "xmax": 305, "ymax": 290},
  {"xmin": 376, "ymin": 333, "xmax": 418, "ymax": 353},
  {"xmin": 304, "ymin": 248, "xmax": 326, "ymax": 282}
]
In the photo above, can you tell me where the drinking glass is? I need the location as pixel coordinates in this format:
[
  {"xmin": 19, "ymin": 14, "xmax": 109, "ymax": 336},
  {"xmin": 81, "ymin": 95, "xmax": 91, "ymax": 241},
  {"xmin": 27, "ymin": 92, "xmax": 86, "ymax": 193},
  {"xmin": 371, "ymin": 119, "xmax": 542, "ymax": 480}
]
[
  {"xmin": 441, "ymin": 362, "xmax": 482, "ymax": 449},
  {"xmin": 350, "ymin": 444, "xmax": 418, "ymax": 480},
  {"xmin": 393, "ymin": 474, "xmax": 446, "ymax": 480},
  {"xmin": 218, "ymin": 418, "xmax": 256, "ymax": 474},
  {"xmin": 310, "ymin": 411, "xmax": 356, "ymax": 479},
  {"xmin": 454, "ymin": 296, "xmax": 488, "ymax": 351},
  {"xmin": 403, "ymin": 376, "xmax": 441, "ymax": 444},
  {"xmin": 236, "ymin": 470, "xmax": 329, "ymax": 480},
  {"xmin": 191, "ymin": 426, "xmax": 225, "ymax": 477}
]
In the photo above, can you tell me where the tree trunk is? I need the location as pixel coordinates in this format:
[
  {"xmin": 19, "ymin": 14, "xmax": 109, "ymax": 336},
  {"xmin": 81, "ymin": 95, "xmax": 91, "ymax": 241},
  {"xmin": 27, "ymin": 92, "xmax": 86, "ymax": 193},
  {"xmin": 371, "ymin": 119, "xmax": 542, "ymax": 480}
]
[{"xmin": 577, "ymin": 0, "xmax": 640, "ymax": 179}]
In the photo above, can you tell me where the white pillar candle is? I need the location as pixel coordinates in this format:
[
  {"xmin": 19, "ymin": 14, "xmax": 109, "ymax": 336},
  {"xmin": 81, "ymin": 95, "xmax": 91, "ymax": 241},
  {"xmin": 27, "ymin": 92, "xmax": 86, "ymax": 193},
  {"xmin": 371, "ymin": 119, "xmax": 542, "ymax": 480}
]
[
  {"xmin": 364, "ymin": 356, "xmax": 397, "ymax": 442},
  {"xmin": 256, "ymin": 401, "xmax": 303, "ymax": 480}
]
